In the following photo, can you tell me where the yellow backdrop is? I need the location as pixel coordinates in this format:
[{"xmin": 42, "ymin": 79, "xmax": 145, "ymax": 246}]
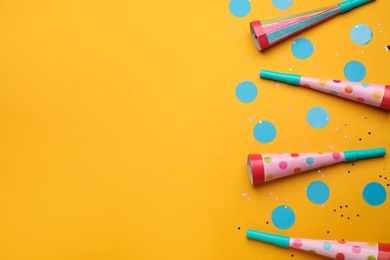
[{"xmin": 0, "ymin": 0, "xmax": 389, "ymax": 259}]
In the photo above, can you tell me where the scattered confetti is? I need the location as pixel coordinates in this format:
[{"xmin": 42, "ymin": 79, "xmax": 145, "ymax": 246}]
[
  {"xmin": 229, "ymin": 0, "xmax": 251, "ymax": 17},
  {"xmin": 272, "ymin": 0, "xmax": 294, "ymax": 10},
  {"xmin": 350, "ymin": 24, "xmax": 373, "ymax": 45},
  {"xmin": 291, "ymin": 38, "xmax": 314, "ymax": 59},
  {"xmin": 362, "ymin": 182, "xmax": 387, "ymax": 206},
  {"xmin": 271, "ymin": 205, "xmax": 295, "ymax": 229},
  {"xmin": 253, "ymin": 120, "xmax": 277, "ymax": 143},
  {"xmin": 306, "ymin": 106, "xmax": 330, "ymax": 128},
  {"xmin": 306, "ymin": 181, "xmax": 330, "ymax": 204},
  {"xmin": 236, "ymin": 81, "xmax": 258, "ymax": 103},
  {"xmin": 344, "ymin": 60, "xmax": 366, "ymax": 82}
]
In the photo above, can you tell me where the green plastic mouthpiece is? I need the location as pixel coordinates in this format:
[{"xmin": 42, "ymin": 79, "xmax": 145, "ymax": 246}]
[
  {"xmin": 344, "ymin": 148, "xmax": 386, "ymax": 162},
  {"xmin": 247, "ymin": 230, "xmax": 290, "ymax": 248},
  {"xmin": 339, "ymin": 0, "xmax": 375, "ymax": 13},
  {"xmin": 260, "ymin": 70, "xmax": 301, "ymax": 85}
]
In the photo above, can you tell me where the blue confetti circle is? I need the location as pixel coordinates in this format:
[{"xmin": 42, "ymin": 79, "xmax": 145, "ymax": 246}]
[
  {"xmin": 235, "ymin": 81, "xmax": 258, "ymax": 103},
  {"xmin": 306, "ymin": 181, "xmax": 330, "ymax": 204},
  {"xmin": 291, "ymin": 38, "xmax": 314, "ymax": 59},
  {"xmin": 344, "ymin": 61, "xmax": 366, "ymax": 82},
  {"xmin": 271, "ymin": 205, "xmax": 295, "ymax": 230},
  {"xmin": 350, "ymin": 24, "xmax": 373, "ymax": 45},
  {"xmin": 272, "ymin": 0, "xmax": 294, "ymax": 10},
  {"xmin": 306, "ymin": 106, "xmax": 330, "ymax": 128},
  {"xmin": 253, "ymin": 121, "xmax": 277, "ymax": 143},
  {"xmin": 229, "ymin": 0, "xmax": 251, "ymax": 17},
  {"xmin": 362, "ymin": 182, "xmax": 387, "ymax": 206}
]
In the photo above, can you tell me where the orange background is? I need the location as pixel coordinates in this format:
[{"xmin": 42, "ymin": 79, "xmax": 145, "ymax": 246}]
[{"xmin": 0, "ymin": 0, "xmax": 389, "ymax": 259}]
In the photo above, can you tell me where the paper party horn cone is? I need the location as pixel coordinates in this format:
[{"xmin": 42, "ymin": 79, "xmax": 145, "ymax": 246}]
[
  {"xmin": 247, "ymin": 148, "xmax": 386, "ymax": 186},
  {"xmin": 250, "ymin": 0, "xmax": 375, "ymax": 51},
  {"xmin": 247, "ymin": 230, "xmax": 390, "ymax": 260},
  {"xmin": 260, "ymin": 70, "xmax": 390, "ymax": 111}
]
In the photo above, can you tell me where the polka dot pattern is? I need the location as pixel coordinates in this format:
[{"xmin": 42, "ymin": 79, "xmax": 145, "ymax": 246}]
[
  {"xmin": 300, "ymin": 77, "xmax": 385, "ymax": 108},
  {"xmin": 305, "ymin": 157, "xmax": 314, "ymax": 165},
  {"xmin": 323, "ymin": 242, "xmax": 332, "ymax": 251},
  {"xmin": 344, "ymin": 86, "xmax": 353, "ymax": 94},
  {"xmin": 373, "ymin": 91, "xmax": 382, "ymax": 99},
  {"xmin": 332, "ymin": 152, "xmax": 341, "ymax": 160},
  {"xmin": 261, "ymin": 152, "xmax": 345, "ymax": 183},
  {"xmin": 293, "ymin": 167, "xmax": 301, "ymax": 173},
  {"xmin": 293, "ymin": 239, "xmax": 302, "ymax": 248},
  {"xmin": 352, "ymin": 245, "xmax": 361, "ymax": 254},
  {"xmin": 357, "ymin": 97, "xmax": 365, "ymax": 103},
  {"xmin": 319, "ymin": 79, "xmax": 327, "ymax": 86},
  {"xmin": 336, "ymin": 253, "xmax": 345, "ymax": 260},
  {"xmin": 279, "ymin": 161, "xmax": 288, "ymax": 169},
  {"xmin": 289, "ymin": 239, "xmax": 378, "ymax": 259}
]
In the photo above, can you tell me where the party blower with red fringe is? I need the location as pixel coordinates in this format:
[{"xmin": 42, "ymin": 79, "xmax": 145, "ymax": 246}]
[
  {"xmin": 247, "ymin": 230, "xmax": 390, "ymax": 260},
  {"xmin": 247, "ymin": 148, "xmax": 386, "ymax": 186},
  {"xmin": 250, "ymin": 0, "xmax": 375, "ymax": 51}
]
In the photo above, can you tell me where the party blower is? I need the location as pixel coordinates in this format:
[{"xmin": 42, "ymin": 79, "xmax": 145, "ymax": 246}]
[
  {"xmin": 260, "ymin": 70, "xmax": 390, "ymax": 110},
  {"xmin": 247, "ymin": 230, "xmax": 390, "ymax": 260},
  {"xmin": 247, "ymin": 148, "xmax": 385, "ymax": 186},
  {"xmin": 250, "ymin": 0, "xmax": 374, "ymax": 51}
]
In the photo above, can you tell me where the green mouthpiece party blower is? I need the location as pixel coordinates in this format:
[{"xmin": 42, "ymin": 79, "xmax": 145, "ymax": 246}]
[
  {"xmin": 247, "ymin": 230, "xmax": 390, "ymax": 260},
  {"xmin": 250, "ymin": 0, "xmax": 375, "ymax": 51},
  {"xmin": 248, "ymin": 148, "xmax": 385, "ymax": 186},
  {"xmin": 259, "ymin": 70, "xmax": 390, "ymax": 111}
]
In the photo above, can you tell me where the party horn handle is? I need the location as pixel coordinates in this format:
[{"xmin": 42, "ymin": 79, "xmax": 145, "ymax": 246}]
[
  {"xmin": 247, "ymin": 230, "xmax": 289, "ymax": 247},
  {"xmin": 260, "ymin": 70, "xmax": 300, "ymax": 85},
  {"xmin": 339, "ymin": 0, "xmax": 374, "ymax": 13},
  {"xmin": 344, "ymin": 148, "xmax": 386, "ymax": 162}
]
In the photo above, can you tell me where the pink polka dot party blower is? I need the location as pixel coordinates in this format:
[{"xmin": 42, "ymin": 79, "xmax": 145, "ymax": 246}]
[
  {"xmin": 260, "ymin": 70, "xmax": 390, "ymax": 111},
  {"xmin": 250, "ymin": 0, "xmax": 375, "ymax": 51},
  {"xmin": 247, "ymin": 229, "xmax": 390, "ymax": 260},
  {"xmin": 247, "ymin": 148, "xmax": 385, "ymax": 186}
]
